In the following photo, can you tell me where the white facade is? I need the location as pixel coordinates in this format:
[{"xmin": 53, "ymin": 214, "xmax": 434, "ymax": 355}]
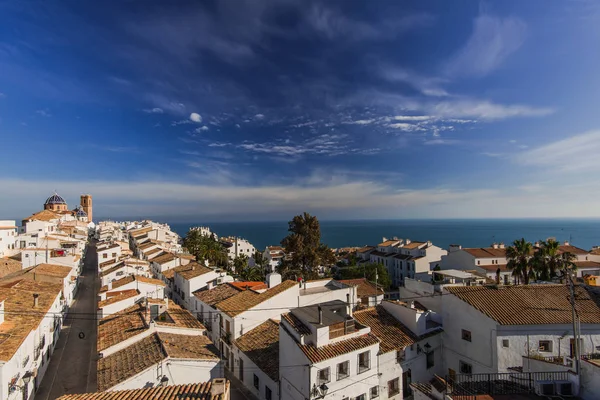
[
  {"xmin": 173, "ymin": 267, "xmax": 221, "ymax": 311},
  {"xmin": 99, "ymin": 279, "xmax": 165, "ymax": 301},
  {"xmin": 106, "ymin": 358, "xmax": 221, "ymax": 392},
  {"xmin": 97, "ymin": 243, "xmax": 122, "ymax": 268},
  {"xmin": 221, "ymin": 237, "xmax": 256, "ymax": 262},
  {"xmin": 263, "ymin": 246, "xmax": 285, "ymax": 272},
  {"xmin": 0, "ymin": 221, "xmax": 17, "ymax": 257}
]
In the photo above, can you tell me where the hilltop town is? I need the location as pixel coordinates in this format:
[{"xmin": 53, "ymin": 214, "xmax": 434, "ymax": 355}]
[{"xmin": 0, "ymin": 193, "xmax": 599, "ymax": 400}]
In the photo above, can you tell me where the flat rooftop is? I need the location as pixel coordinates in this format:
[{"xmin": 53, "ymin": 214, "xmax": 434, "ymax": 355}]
[{"xmin": 291, "ymin": 300, "xmax": 350, "ymax": 327}]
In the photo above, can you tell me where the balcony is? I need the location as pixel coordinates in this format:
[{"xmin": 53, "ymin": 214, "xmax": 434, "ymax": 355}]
[
  {"xmin": 446, "ymin": 371, "xmax": 574, "ymax": 396},
  {"xmin": 221, "ymin": 330, "xmax": 231, "ymax": 345}
]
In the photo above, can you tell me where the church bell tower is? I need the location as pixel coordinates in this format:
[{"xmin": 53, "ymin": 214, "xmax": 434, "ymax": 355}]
[{"xmin": 80, "ymin": 194, "xmax": 93, "ymax": 222}]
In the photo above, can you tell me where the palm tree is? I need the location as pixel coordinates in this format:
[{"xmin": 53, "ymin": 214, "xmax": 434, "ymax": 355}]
[
  {"xmin": 506, "ymin": 238, "xmax": 534, "ymax": 285},
  {"xmin": 557, "ymin": 251, "xmax": 578, "ymax": 279},
  {"xmin": 535, "ymin": 239, "xmax": 562, "ymax": 281}
]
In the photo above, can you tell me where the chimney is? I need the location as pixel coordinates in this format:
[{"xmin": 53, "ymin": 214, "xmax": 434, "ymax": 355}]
[
  {"xmin": 491, "ymin": 243, "xmax": 498, "ymax": 249},
  {"xmin": 266, "ymin": 272, "xmax": 281, "ymax": 288},
  {"xmin": 211, "ymin": 378, "xmax": 227, "ymax": 396},
  {"xmin": 33, "ymin": 293, "xmax": 39, "ymax": 308},
  {"xmin": 318, "ymin": 305, "xmax": 323, "ymax": 325},
  {"xmin": 108, "ymin": 282, "xmax": 113, "ymax": 290},
  {"xmin": 346, "ymin": 293, "xmax": 352, "ymax": 317}
]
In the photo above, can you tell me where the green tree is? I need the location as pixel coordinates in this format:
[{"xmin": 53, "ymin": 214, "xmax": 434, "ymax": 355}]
[
  {"xmin": 238, "ymin": 266, "xmax": 266, "ymax": 282},
  {"xmin": 506, "ymin": 238, "xmax": 535, "ymax": 285},
  {"xmin": 183, "ymin": 229, "xmax": 228, "ymax": 267},
  {"xmin": 335, "ymin": 262, "xmax": 391, "ymax": 290},
  {"xmin": 252, "ymin": 250, "xmax": 265, "ymax": 268},
  {"xmin": 280, "ymin": 212, "xmax": 336, "ymax": 280},
  {"xmin": 534, "ymin": 239, "xmax": 562, "ymax": 281},
  {"xmin": 233, "ymin": 254, "xmax": 249, "ymax": 273}
]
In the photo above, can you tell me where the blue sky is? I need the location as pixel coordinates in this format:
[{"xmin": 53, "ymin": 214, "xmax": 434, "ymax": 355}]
[{"xmin": 2, "ymin": 0, "xmax": 600, "ymax": 221}]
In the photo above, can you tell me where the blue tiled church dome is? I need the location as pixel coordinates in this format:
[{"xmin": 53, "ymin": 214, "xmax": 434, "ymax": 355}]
[
  {"xmin": 75, "ymin": 206, "xmax": 87, "ymax": 217},
  {"xmin": 45, "ymin": 193, "xmax": 66, "ymax": 205}
]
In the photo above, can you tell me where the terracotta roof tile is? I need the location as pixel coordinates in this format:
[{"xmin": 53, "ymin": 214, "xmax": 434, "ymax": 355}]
[
  {"xmin": 98, "ymin": 289, "xmax": 140, "ymax": 308},
  {"xmin": 352, "ymin": 306, "xmax": 418, "ymax": 354},
  {"xmin": 98, "ymin": 304, "xmax": 148, "ymax": 352},
  {"xmin": 23, "ymin": 209, "xmax": 60, "ymax": 222},
  {"xmin": 403, "ymin": 241, "xmax": 427, "ymax": 249},
  {"xmin": 338, "ymin": 278, "xmax": 384, "ymax": 299},
  {"xmin": 0, "ymin": 280, "xmax": 62, "ymax": 361},
  {"xmin": 97, "ymin": 333, "xmax": 164, "ymax": 391},
  {"xmin": 282, "ymin": 312, "xmax": 311, "ymax": 335},
  {"xmin": 99, "ymin": 262, "xmax": 125, "ymax": 277},
  {"xmin": 0, "ymin": 257, "xmax": 22, "ymax": 279},
  {"xmin": 56, "ymin": 382, "xmax": 228, "ymax": 400},
  {"xmin": 356, "ymin": 246, "xmax": 374, "ymax": 253},
  {"xmin": 378, "ymin": 240, "xmax": 401, "ymax": 247},
  {"xmin": 100, "ymin": 275, "xmax": 165, "ymax": 293},
  {"xmin": 156, "ymin": 301, "xmax": 205, "ymax": 330},
  {"xmin": 97, "ymin": 332, "xmax": 218, "ymax": 391},
  {"xmin": 297, "ymin": 333, "xmax": 379, "ymax": 363},
  {"xmin": 445, "ymin": 284, "xmax": 600, "ymax": 325},
  {"xmin": 463, "ymin": 248, "xmax": 507, "ymax": 258},
  {"xmin": 194, "ymin": 284, "xmax": 242, "ymax": 307},
  {"xmin": 216, "ymin": 280, "xmax": 297, "ymax": 317},
  {"xmin": 152, "ymin": 253, "xmax": 177, "ymax": 265},
  {"xmin": 173, "ymin": 262, "xmax": 214, "ymax": 280},
  {"xmin": 30, "ymin": 263, "xmax": 73, "ymax": 278},
  {"xmin": 159, "ymin": 332, "xmax": 219, "ymax": 360},
  {"xmin": 559, "ymin": 245, "xmax": 589, "ymax": 255},
  {"xmin": 574, "ymin": 261, "xmax": 600, "ymax": 268},
  {"xmin": 233, "ymin": 319, "xmax": 280, "ymax": 381},
  {"xmin": 478, "ymin": 264, "xmax": 510, "ymax": 272}
]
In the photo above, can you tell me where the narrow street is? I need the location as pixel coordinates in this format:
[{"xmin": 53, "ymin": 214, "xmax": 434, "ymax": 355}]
[{"xmin": 35, "ymin": 239, "xmax": 98, "ymax": 399}]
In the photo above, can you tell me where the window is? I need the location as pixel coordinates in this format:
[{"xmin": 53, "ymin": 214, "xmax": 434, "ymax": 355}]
[
  {"xmin": 539, "ymin": 340, "xmax": 553, "ymax": 352},
  {"xmin": 337, "ymin": 361, "xmax": 349, "ymax": 380},
  {"xmin": 461, "ymin": 329, "xmax": 472, "ymax": 342},
  {"xmin": 370, "ymin": 386, "xmax": 379, "ymax": 398},
  {"xmin": 355, "ymin": 395, "xmax": 366, "ymax": 400},
  {"xmin": 265, "ymin": 386, "xmax": 272, "ymax": 400},
  {"xmin": 112, "ymin": 252, "xmax": 117, "ymax": 257},
  {"xmin": 253, "ymin": 374, "xmax": 259, "ymax": 389},
  {"xmin": 459, "ymin": 360, "xmax": 473, "ymax": 374},
  {"xmin": 502, "ymin": 339, "xmax": 509, "ymax": 348},
  {"xmin": 103, "ymin": 254, "xmax": 107, "ymax": 259},
  {"xmin": 387, "ymin": 378, "xmax": 400, "ymax": 397},
  {"xmin": 477, "ymin": 260, "xmax": 480, "ymax": 265},
  {"xmin": 426, "ymin": 350, "xmax": 435, "ymax": 369},
  {"xmin": 317, "ymin": 367, "xmax": 330, "ymax": 384},
  {"xmin": 358, "ymin": 351, "xmax": 370, "ymax": 373}
]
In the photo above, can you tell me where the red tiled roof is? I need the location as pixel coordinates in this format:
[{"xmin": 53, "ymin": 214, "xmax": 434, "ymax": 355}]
[
  {"xmin": 98, "ymin": 289, "xmax": 140, "ymax": 308},
  {"xmin": 56, "ymin": 382, "xmax": 228, "ymax": 400},
  {"xmin": 478, "ymin": 264, "xmax": 510, "ymax": 272},
  {"xmin": 445, "ymin": 285, "xmax": 600, "ymax": 325},
  {"xmin": 194, "ymin": 284, "xmax": 242, "ymax": 307},
  {"xmin": 338, "ymin": 278, "xmax": 384, "ymax": 298},
  {"xmin": 297, "ymin": 333, "xmax": 379, "ymax": 363},
  {"xmin": 463, "ymin": 248, "xmax": 507, "ymax": 258},
  {"xmin": 282, "ymin": 312, "xmax": 311, "ymax": 335},
  {"xmin": 216, "ymin": 280, "xmax": 297, "ymax": 317},
  {"xmin": 233, "ymin": 320, "xmax": 280, "ymax": 381},
  {"xmin": 353, "ymin": 306, "xmax": 418, "ymax": 354}
]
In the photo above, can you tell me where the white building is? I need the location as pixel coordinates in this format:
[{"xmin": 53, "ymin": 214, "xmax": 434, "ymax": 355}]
[
  {"xmin": 97, "ymin": 289, "xmax": 144, "ymax": 319},
  {"xmin": 441, "ymin": 284, "xmax": 600, "ymax": 375},
  {"xmin": 263, "ymin": 246, "xmax": 285, "ymax": 272},
  {"xmin": 172, "ymin": 263, "xmax": 223, "ymax": 310},
  {"xmin": 220, "ymin": 237, "xmax": 256, "ymax": 262},
  {"xmin": 279, "ymin": 301, "xmax": 380, "ymax": 400},
  {"xmin": 99, "ymin": 274, "xmax": 166, "ymax": 301},
  {"xmin": 370, "ymin": 238, "xmax": 447, "ymax": 287},
  {"xmin": 0, "ymin": 220, "xmax": 17, "ymax": 257},
  {"xmin": 0, "ymin": 280, "xmax": 64, "ymax": 400},
  {"xmin": 97, "ymin": 332, "xmax": 220, "ymax": 391}
]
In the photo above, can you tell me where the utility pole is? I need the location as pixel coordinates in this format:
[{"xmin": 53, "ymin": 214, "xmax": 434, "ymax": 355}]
[{"xmin": 566, "ymin": 268, "xmax": 580, "ymax": 375}]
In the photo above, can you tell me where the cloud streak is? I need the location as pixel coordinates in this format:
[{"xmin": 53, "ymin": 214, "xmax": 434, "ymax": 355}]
[{"xmin": 446, "ymin": 13, "xmax": 527, "ymax": 77}]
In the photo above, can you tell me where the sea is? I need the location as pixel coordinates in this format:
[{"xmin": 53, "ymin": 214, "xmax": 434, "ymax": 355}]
[{"xmin": 164, "ymin": 219, "xmax": 600, "ymax": 251}]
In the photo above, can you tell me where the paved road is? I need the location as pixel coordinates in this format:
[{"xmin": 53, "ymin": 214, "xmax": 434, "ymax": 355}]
[
  {"xmin": 36, "ymin": 239, "xmax": 98, "ymax": 399},
  {"xmin": 225, "ymin": 370, "xmax": 259, "ymax": 400}
]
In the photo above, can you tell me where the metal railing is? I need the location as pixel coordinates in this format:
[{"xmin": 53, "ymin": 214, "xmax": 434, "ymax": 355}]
[{"xmin": 446, "ymin": 371, "xmax": 573, "ymax": 395}]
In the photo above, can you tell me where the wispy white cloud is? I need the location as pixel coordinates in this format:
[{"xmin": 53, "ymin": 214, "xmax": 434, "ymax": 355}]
[
  {"xmin": 306, "ymin": 5, "xmax": 434, "ymax": 41},
  {"xmin": 515, "ymin": 130, "xmax": 600, "ymax": 172},
  {"xmin": 428, "ymin": 98, "xmax": 554, "ymax": 120},
  {"xmin": 36, "ymin": 109, "xmax": 52, "ymax": 117},
  {"xmin": 195, "ymin": 126, "xmax": 209, "ymax": 133},
  {"xmin": 171, "ymin": 120, "xmax": 193, "ymax": 126},
  {"xmin": 254, "ymin": 113, "xmax": 265, "ymax": 120},
  {"xmin": 393, "ymin": 115, "xmax": 432, "ymax": 121},
  {"xmin": 348, "ymin": 119, "xmax": 376, "ymax": 125},
  {"xmin": 0, "ymin": 92, "xmax": 5, "ymax": 98},
  {"xmin": 423, "ymin": 139, "xmax": 459, "ymax": 146},
  {"xmin": 143, "ymin": 107, "xmax": 164, "ymax": 114},
  {"xmin": 446, "ymin": 13, "xmax": 527, "ymax": 77},
  {"xmin": 388, "ymin": 122, "xmax": 426, "ymax": 132},
  {"xmin": 378, "ymin": 66, "xmax": 448, "ymax": 97},
  {"xmin": 190, "ymin": 112, "xmax": 202, "ymax": 123}
]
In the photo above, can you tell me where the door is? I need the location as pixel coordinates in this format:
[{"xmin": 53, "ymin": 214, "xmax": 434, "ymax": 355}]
[
  {"xmin": 570, "ymin": 338, "xmax": 583, "ymax": 358},
  {"xmin": 239, "ymin": 358, "xmax": 244, "ymax": 382},
  {"xmin": 402, "ymin": 369, "xmax": 412, "ymax": 398},
  {"xmin": 448, "ymin": 368, "xmax": 456, "ymax": 383}
]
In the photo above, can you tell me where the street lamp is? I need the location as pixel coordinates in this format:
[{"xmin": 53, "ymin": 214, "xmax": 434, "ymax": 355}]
[
  {"xmin": 11, "ymin": 371, "xmax": 33, "ymax": 400},
  {"xmin": 311, "ymin": 383, "xmax": 329, "ymax": 398}
]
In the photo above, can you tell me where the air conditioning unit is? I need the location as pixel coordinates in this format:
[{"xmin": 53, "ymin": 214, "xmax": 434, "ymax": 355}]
[
  {"xmin": 536, "ymin": 382, "xmax": 555, "ymax": 396},
  {"xmin": 556, "ymin": 381, "xmax": 573, "ymax": 396}
]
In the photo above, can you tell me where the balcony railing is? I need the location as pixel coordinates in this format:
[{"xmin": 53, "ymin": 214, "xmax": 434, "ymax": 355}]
[
  {"xmin": 221, "ymin": 330, "xmax": 231, "ymax": 345},
  {"xmin": 446, "ymin": 371, "xmax": 574, "ymax": 395}
]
